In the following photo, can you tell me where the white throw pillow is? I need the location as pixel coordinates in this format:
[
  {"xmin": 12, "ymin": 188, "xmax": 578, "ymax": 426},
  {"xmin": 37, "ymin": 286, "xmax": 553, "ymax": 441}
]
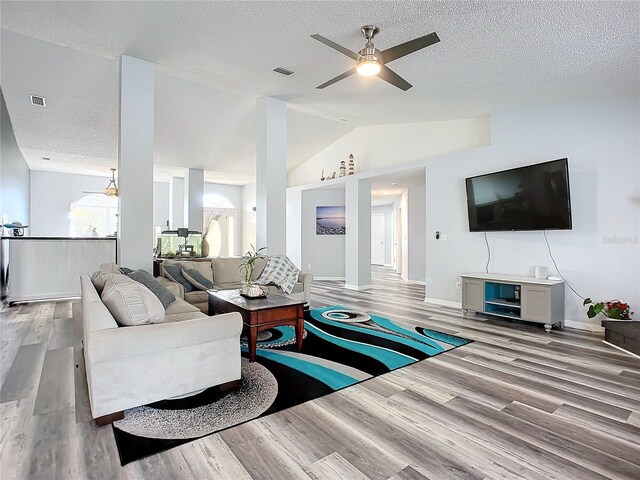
[
  {"xmin": 101, "ymin": 274, "xmax": 165, "ymax": 326},
  {"xmin": 91, "ymin": 262, "xmax": 123, "ymax": 293}
]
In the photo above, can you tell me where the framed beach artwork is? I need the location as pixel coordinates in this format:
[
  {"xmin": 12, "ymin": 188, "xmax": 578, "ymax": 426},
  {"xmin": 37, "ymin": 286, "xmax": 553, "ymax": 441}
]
[{"xmin": 316, "ymin": 206, "xmax": 346, "ymax": 235}]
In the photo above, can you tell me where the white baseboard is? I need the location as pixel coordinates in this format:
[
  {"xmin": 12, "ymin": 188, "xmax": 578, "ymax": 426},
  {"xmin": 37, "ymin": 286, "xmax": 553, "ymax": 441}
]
[
  {"xmin": 564, "ymin": 319, "xmax": 604, "ymax": 333},
  {"xmin": 314, "ymin": 277, "xmax": 345, "ymax": 281},
  {"xmin": 602, "ymin": 340, "xmax": 639, "ymax": 358},
  {"xmin": 424, "ymin": 297, "xmax": 462, "ymax": 309},
  {"xmin": 384, "ymin": 263, "xmax": 392, "ymax": 267},
  {"xmin": 408, "ymin": 280, "xmax": 426, "ymax": 286},
  {"xmin": 344, "ymin": 284, "xmax": 373, "ymax": 291}
]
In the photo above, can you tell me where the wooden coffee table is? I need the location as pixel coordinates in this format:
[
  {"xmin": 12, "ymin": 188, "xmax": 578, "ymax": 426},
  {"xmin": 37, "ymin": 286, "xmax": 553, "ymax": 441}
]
[{"xmin": 208, "ymin": 289, "xmax": 306, "ymax": 362}]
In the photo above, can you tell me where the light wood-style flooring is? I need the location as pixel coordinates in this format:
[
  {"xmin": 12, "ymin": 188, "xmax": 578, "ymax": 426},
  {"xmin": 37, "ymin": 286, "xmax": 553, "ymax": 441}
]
[{"xmin": 1, "ymin": 267, "xmax": 639, "ymax": 479}]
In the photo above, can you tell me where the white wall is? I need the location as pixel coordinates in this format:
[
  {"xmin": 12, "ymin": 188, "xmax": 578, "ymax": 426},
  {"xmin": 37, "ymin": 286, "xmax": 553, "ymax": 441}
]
[
  {"xmin": 301, "ymin": 189, "xmax": 345, "ymax": 279},
  {"xmin": 153, "ymin": 181, "xmax": 169, "ymax": 230},
  {"xmin": 1, "ymin": 90, "xmax": 30, "ymax": 228},
  {"xmin": 30, "ymin": 171, "xmax": 113, "ymax": 236},
  {"xmin": 426, "ymin": 97, "xmax": 640, "ymax": 328},
  {"xmin": 31, "ymin": 170, "xmax": 170, "ymax": 240},
  {"xmin": 288, "ymin": 117, "xmax": 490, "ymax": 187},
  {"xmin": 371, "ymin": 205, "xmax": 393, "ymax": 266},
  {"xmin": 242, "ymin": 183, "xmax": 256, "ymax": 254}
]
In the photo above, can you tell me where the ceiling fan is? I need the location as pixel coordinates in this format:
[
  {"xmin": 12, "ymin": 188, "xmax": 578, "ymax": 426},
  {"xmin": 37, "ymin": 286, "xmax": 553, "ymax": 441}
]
[
  {"xmin": 83, "ymin": 168, "xmax": 119, "ymax": 197},
  {"xmin": 311, "ymin": 26, "xmax": 440, "ymax": 91}
]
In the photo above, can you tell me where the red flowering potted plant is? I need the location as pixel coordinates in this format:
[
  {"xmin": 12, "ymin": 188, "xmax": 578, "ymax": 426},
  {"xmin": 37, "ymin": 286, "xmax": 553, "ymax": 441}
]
[{"xmin": 583, "ymin": 298, "xmax": 634, "ymax": 320}]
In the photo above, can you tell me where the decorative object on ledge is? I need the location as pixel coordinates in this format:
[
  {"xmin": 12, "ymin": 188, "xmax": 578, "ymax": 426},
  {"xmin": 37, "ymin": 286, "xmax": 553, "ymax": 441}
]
[
  {"xmin": 2, "ymin": 221, "xmax": 28, "ymax": 237},
  {"xmin": 316, "ymin": 206, "xmax": 346, "ymax": 235},
  {"xmin": 331, "ymin": 171, "xmax": 336, "ymax": 179},
  {"xmin": 320, "ymin": 168, "xmax": 325, "ymax": 181},
  {"xmin": 348, "ymin": 154, "xmax": 355, "ymax": 175},
  {"xmin": 240, "ymin": 245, "xmax": 268, "ymax": 297},
  {"xmin": 339, "ymin": 160, "xmax": 346, "ymax": 177}
]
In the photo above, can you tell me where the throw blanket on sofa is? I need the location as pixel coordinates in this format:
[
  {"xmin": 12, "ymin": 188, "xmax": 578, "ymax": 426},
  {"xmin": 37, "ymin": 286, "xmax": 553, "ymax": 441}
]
[{"xmin": 256, "ymin": 256, "xmax": 300, "ymax": 294}]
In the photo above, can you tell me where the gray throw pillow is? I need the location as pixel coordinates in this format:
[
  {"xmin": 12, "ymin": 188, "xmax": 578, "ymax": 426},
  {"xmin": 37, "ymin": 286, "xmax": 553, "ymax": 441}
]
[
  {"xmin": 162, "ymin": 263, "xmax": 196, "ymax": 293},
  {"xmin": 183, "ymin": 268, "xmax": 214, "ymax": 291},
  {"xmin": 126, "ymin": 269, "xmax": 176, "ymax": 308}
]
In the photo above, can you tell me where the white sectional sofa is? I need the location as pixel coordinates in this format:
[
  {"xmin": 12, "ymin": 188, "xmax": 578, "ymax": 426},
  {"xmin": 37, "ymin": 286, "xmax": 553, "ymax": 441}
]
[{"xmin": 81, "ymin": 274, "xmax": 243, "ymax": 424}]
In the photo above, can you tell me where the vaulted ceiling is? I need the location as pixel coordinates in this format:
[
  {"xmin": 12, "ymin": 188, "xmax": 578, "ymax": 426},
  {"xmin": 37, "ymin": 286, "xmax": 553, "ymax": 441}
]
[{"xmin": 1, "ymin": 1, "xmax": 638, "ymax": 184}]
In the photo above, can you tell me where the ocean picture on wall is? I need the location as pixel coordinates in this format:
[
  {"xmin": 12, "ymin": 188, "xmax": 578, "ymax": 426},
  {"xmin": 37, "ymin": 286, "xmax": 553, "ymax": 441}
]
[{"xmin": 316, "ymin": 206, "xmax": 346, "ymax": 235}]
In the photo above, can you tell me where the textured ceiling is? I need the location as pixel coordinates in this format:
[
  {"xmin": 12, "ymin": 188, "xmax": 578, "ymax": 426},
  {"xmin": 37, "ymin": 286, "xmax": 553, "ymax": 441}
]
[{"xmin": 1, "ymin": 1, "xmax": 638, "ymax": 183}]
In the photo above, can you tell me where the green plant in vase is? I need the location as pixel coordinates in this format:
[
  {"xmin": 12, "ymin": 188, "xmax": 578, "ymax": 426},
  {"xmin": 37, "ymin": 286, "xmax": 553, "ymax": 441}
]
[
  {"xmin": 583, "ymin": 298, "xmax": 634, "ymax": 320},
  {"xmin": 240, "ymin": 245, "xmax": 267, "ymax": 297}
]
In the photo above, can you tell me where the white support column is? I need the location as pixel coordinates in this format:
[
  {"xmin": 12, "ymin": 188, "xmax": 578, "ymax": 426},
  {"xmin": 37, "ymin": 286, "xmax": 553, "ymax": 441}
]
[
  {"xmin": 169, "ymin": 177, "xmax": 184, "ymax": 229},
  {"xmin": 345, "ymin": 177, "xmax": 371, "ymax": 290},
  {"xmin": 256, "ymin": 97, "xmax": 287, "ymax": 255},
  {"xmin": 184, "ymin": 168, "xmax": 204, "ymax": 232},
  {"xmin": 118, "ymin": 55, "xmax": 154, "ymax": 270}
]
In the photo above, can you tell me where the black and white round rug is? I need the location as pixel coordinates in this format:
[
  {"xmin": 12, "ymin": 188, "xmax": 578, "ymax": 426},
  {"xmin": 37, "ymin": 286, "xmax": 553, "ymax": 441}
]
[{"xmin": 114, "ymin": 359, "xmax": 277, "ymax": 439}]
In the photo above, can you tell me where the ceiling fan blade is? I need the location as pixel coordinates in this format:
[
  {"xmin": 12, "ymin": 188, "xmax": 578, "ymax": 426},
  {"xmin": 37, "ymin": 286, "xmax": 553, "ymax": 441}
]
[
  {"xmin": 82, "ymin": 191, "xmax": 105, "ymax": 194},
  {"xmin": 311, "ymin": 34, "xmax": 361, "ymax": 61},
  {"xmin": 316, "ymin": 67, "xmax": 357, "ymax": 89},
  {"xmin": 377, "ymin": 65, "xmax": 412, "ymax": 91},
  {"xmin": 380, "ymin": 32, "xmax": 440, "ymax": 63}
]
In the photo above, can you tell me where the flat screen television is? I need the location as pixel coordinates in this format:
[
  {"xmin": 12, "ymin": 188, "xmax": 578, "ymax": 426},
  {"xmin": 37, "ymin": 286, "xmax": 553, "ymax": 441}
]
[{"xmin": 465, "ymin": 158, "xmax": 572, "ymax": 232}]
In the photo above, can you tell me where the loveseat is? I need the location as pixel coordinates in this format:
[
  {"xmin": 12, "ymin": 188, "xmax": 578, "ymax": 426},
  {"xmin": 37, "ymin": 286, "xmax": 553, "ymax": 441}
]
[
  {"xmin": 81, "ymin": 271, "xmax": 242, "ymax": 424},
  {"xmin": 157, "ymin": 257, "xmax": 313, "ymax": 313}
]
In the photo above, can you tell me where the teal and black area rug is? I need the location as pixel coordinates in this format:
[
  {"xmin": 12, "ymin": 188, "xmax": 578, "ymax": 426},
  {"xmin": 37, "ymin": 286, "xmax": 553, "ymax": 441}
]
[{"xmin": 113, "ymin": 305, "xmax": 472, "ymax": 464}]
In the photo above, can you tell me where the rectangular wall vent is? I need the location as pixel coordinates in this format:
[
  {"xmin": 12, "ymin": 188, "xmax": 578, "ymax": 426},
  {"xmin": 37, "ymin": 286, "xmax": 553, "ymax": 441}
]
[
  {"xmin": 272, "ymin": 67, "xmax": 295, "ymax": 76},
  {"xmin": 30, "ymin": 95, "xmax": 46, "ymax": 107}
]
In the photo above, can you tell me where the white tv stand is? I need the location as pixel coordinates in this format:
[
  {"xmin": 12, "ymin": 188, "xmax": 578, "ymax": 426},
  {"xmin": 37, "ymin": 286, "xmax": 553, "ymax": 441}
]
[{"xmin": 460, "ymin": 273, "xmax": 565, "ymax": 333}]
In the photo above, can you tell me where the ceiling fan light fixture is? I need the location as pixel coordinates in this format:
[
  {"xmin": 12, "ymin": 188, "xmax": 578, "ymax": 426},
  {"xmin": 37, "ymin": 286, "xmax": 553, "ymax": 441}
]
[{"xmin": 356, "ymin": 58, "xmax": 381, "ymax": 76}]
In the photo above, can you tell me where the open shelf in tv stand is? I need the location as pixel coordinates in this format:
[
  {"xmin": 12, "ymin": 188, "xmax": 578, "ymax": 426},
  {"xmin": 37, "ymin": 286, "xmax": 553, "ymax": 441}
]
[{"xmin": 460, "ymin": 273, "xmax": 565, "ymax": 333}]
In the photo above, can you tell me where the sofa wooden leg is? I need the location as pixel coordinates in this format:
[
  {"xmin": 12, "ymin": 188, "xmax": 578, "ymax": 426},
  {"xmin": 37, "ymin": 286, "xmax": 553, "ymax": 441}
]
[
  {"xmin": 219, "ymin": 379, "xmax": 240, "ymax": 394},
  {"xmin": 95, "ymin": 411, "xmax": 124, "ymax": 426}
]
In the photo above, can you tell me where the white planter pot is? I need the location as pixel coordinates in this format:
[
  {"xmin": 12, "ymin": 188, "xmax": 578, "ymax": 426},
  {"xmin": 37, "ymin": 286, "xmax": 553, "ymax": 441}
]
[{"xmin": 242, "ymin": 285, "xmax": 264, "ymax": 297}]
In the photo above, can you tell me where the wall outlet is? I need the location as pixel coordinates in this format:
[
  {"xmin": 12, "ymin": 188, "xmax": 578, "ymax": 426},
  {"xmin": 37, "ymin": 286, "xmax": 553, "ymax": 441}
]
[
  {"xmin": 455, "ymin": 281, "xmax": 461, "ymax": 290},
  {"xmin": 307, "ymin": 264, "xmax": 311, "ymax": 269}
]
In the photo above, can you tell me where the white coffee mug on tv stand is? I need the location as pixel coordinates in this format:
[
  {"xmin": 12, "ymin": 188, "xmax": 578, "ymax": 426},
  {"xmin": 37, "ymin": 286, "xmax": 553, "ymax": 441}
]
[{"xmin": 534, "ymin": 265, "xmax": 548, "ymax": 279}]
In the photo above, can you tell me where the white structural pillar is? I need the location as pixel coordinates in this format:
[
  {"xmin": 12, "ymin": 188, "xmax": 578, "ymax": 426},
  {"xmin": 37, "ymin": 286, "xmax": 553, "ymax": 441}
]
[
  {"xmin": 344, "ymin": 178, "xmax": 371, "ymax": 290},
  {"xmin": 169, "ymin": 177, "xmax": 184, "ymax": 229},
  {"xmin": 118, "ymin": 55, "xmax": 154, "ymax": 270},
  {"xmin": 256, "ymin": 97, "xmax": 287, "ymax": 255},
  {"xmin": 345, "ymin": 177, "xmax": 371, "ymax": 290},
  {"xmin": 184, "ymin": 168, "xmax": 204, "ymax": 232}
]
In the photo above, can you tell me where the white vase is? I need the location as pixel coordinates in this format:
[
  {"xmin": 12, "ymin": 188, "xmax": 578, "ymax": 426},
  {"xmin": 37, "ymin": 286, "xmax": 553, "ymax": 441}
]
[{"xmin": 242, "ymin": 285, "xmax": 264, "ymax": 297}]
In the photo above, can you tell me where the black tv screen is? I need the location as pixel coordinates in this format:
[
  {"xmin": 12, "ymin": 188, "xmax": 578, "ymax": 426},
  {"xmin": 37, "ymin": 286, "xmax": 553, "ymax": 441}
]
[{"xmin": 465, "ymin": 159, "xmax": 572, "ymax": 232}]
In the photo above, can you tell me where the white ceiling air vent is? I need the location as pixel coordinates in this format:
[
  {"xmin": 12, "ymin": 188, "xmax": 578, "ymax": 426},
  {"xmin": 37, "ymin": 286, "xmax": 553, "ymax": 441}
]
[
  {"xmin": 30, "ymin": 95, "xmax": 46, "ymax": 107},
  {"xmin": 272, "ymin": 67, "xmax": 295, "ymax": 76}
]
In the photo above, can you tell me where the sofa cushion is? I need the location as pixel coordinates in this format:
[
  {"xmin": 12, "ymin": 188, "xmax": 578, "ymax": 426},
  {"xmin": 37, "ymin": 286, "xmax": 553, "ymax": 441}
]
[
  {"xmin": 101, "ymin": 274, "xmax": 165, "ymax": 326},
  {"xmin": 165, "ymin": 297, "xmax": 200, "ymax": 315},
  {"xmin": 183, "ymin": 268, "xmax": 214, "ymax": 291},
  {"xmin": 267, "ymin": 282, "xmax": 304, "ymax": 295},
  {"xmin": 127, "ymin": 269, "xmax": 176, "ymax": 308},
  {"xmin": 214, "ymin": 281, "xmax": 243, "ymax": 291},
  {"xmin": 184, "ymin": 290, "xmax": 209, "ymax": 304},
  {"xmin": 91, "ymin": 263, "xmax": 123, "ymax": 293},
  {"xmin": 161, "ymin": 263, "xmax": 196, "ymax": 293},
  {"xmin": 163, "ymin": 259, "xmax": 213, "ymax": 283},
  {"xmin": 162, "ymin": 311, "xmax": 209, "ymax": 323},
  {"xmin": 211, "ymin": 257, "xmax": 266, "ymax": 285}
]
